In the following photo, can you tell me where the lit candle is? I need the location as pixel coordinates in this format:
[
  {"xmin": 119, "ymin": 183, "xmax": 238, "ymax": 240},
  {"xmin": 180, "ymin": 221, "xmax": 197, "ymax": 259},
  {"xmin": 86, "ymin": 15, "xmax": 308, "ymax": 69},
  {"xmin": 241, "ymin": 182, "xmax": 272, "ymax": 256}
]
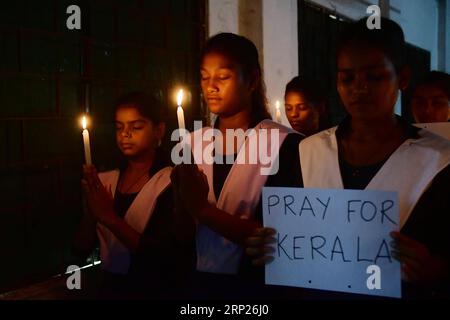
[
  {"xmin": 275, "ymin": 100, "xmax": 281, "ymax": 123},
  {"xmin": 176, "ymin": 89, "xmax": 185, "ymax": 130},
  {"xmin": 81, "ymin": 116, "xmax": 92, "ymax": 165}
]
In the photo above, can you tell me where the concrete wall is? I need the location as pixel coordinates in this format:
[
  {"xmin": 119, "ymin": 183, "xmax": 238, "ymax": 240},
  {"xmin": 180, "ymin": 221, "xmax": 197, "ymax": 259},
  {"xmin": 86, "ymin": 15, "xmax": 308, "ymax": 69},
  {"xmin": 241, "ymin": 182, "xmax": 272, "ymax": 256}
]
[
  {"xmin": 446, "ymin": 0, "xmax": 450, "ymax": 73},
  {"xmin": 208, "ymin": 0, "xmax": 298, "ymax": 126},
  {"xmin": 390, "ymin": 0, "xmax": 439, "ymax": 69},
  {"xmin": 309, "ymin": 0, "xmax": 378, "ymax": 20},
  {"xmin": 308, "ymin": 0, "xmax": 442, "ymax": 71},
  {"xmin": 308, "ymin": 0, "xmax": 447, "ymax": 115},
  {"xmin": 262, "ymin": 0, "xmax": 298, "ymax": 125},
  {"xmin": 208, "ymin": 0, "xmax": 239, "ymax": 35}
]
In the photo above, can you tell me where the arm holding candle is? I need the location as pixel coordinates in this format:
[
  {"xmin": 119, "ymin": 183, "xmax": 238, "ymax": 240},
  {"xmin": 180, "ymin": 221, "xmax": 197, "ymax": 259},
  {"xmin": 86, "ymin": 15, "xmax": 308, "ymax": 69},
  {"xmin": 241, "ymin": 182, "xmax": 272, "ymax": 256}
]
[
  {"xmin": 72, "ymin": 116, "xmax": 95, "ymax": 257},
  {"xmin": 80, "ymin": 165, "xmax": 141, "ymax": 253},
  {"xmin": 170, "ymin": 164, "xmax": 268, "ymax": 245}
]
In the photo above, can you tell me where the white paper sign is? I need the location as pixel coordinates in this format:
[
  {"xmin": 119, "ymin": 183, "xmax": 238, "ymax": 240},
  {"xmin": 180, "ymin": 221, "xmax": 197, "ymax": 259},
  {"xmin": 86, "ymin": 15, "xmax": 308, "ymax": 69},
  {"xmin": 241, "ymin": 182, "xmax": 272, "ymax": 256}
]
[{"xmin": 262, "ymin": 187, "xmax": 401, "ymax": 298}]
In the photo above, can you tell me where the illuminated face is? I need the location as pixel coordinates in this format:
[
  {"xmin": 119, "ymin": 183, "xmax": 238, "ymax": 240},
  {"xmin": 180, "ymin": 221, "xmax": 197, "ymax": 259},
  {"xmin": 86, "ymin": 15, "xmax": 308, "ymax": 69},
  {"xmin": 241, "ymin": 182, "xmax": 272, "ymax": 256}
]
[
  {"xmin": 412, "ymin": 85, "xmax": 449, "ymax": 123},
  {"xmin": 200, "ymin": 52, "xmax": 252, "ymax": 117},
  {"xmin": 285, "ymin": 91, "xmax": 321, "ymax": 136},
  {"xmin": 337, "ymin": 45, "xmax": 405, "ymax": 122},
  {"xmin": 115, "ymin": 106, "xmax": 160, "ymax": 159}
]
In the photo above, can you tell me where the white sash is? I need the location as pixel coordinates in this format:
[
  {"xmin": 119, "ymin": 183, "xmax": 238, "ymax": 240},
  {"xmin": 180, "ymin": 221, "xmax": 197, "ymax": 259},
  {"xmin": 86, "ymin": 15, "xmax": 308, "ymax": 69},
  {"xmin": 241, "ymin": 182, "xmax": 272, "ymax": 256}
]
[
  {"xmin": 414, "ymin": 123, "xmax": 450, "ymax": 140},
  {"xmin": 186, "ymin": 119, "xmax": 296, "ymax": 274},
  {"xmin": 299, "ymin": 126, "xmax": 450, "ymax": 228},
  {"xmin": 96, "ymin": 166, "xmax": 172, "ymax": 274}
]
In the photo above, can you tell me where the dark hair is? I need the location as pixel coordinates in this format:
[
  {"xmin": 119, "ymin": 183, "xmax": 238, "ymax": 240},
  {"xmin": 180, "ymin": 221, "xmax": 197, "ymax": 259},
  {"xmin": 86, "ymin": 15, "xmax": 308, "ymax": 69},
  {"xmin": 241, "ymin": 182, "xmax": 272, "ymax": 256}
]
[
  {"xmin": 114, "ymin": 91, "xmax": 166, "ymax": 124},
  {"xmin": 413, "ymin": 71, "xmax": 450, "ymax": 99},
  {"xmin": 202, "ymin": 32, "xmax": 271, "ymax": 123},
  {"xmin": 337, "ymin": 17, "xmax": 406, "ymax": 72},
  {"xmin": 285, "ymin": 76, "xmax": 327, "ymax": 108}
]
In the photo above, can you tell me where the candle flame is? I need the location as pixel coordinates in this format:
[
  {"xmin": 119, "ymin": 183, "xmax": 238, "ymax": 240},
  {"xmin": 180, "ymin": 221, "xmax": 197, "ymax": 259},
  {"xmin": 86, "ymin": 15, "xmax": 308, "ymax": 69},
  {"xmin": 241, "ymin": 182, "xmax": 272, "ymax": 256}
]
[
  {"xmin": 177, "ymin": 89, "xmax": 184, "ymax": 106},
  {"xmin": 81, "ymin": 116, "xmax": 87, "ymax": 130},
  {"xmin": 276, "ymin": 100, "xmax": 280, "ymax": 110}
]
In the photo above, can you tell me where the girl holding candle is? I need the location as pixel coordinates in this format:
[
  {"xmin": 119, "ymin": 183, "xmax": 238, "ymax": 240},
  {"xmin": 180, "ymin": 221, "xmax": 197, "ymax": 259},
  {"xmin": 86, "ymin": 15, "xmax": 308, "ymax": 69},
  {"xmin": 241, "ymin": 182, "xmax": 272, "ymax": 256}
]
[
  {"xmin": 73, "ymin": 92, "xmax": 196, "ymax": 299},
  {"xmin": 246, "ymin": 18, "xmax": 450, "ymax": 299},
  {"xmin": 411, "ymin": 71, "xmax": 450, "ymax": 123},
  {"xmin": 284, "ymin": 76, "xmax": 329, "ymax": 136},
  {"xmin": 170, "ymin": 33, "xmax": 303, "ymax": 298}
]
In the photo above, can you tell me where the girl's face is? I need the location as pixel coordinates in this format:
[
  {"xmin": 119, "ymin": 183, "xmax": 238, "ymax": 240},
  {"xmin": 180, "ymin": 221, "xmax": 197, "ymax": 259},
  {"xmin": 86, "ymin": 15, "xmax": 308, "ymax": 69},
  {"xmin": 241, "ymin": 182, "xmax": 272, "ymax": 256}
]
[
  {"xmin": 285, "ymin": 91, "xmax": 321, "ymax": 136},
  {"xmin": 115, "ymin": 106, "xmax": 164, "ymax": 159},
  {"xmin": 412, "ymin": 84, "xmax": 449, "ymax": 123},
  {"xmin": 337, "ymin": 45, "xmax": 408, "ymax": 122},
  {"xmin": 200, "ymin": 52, "xmax": 253, "ymax": 117}
]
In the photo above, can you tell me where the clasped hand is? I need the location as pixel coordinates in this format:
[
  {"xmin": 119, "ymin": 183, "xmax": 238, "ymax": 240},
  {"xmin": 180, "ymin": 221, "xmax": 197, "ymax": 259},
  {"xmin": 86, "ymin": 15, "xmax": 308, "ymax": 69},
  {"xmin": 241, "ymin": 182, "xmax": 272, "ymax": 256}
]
[
  {"xmin": 170, "ymin": 164, "xmax": 210, "ymax": 218},
  {"xmin": 81, "ymin": 165, "xmax": 115, "ymax": 225}
]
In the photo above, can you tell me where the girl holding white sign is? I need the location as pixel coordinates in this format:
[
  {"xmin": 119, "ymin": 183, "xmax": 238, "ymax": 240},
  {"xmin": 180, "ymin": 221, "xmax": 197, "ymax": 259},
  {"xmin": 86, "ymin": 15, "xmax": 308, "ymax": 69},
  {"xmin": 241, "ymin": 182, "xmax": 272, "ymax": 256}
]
[
  {"xmin": 170, "ymin": 33, "xmax": 303, "ymax": 298},
  {"xmin": 73, "ymin": 92, "xmax": 196, "ymax": 298},
  {"xmin": 247, "ymin": 18, "xmax": 450, "ymax": 299}
]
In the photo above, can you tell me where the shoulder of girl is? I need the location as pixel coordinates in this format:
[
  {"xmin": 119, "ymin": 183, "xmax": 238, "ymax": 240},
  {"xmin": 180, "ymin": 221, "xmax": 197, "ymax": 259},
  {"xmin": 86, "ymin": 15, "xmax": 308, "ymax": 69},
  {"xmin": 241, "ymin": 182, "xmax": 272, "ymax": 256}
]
[
  {"xmin": 98, "ymin": 169, "xmax": 120, "ymax": 182},
  {"xmin": 416, "ymin": 130, "xmax": 450, "ymax": 152},
  {"xmin": 157, "ymin": 166, "xmax": 173, "ymax": 177},
  {"xmin": 98, "ymin": 168, "xmax": 120, "ymax": 176},
  {"xmin": 260, "ymin": 119, "xmax": 295, "ymax": 132}
]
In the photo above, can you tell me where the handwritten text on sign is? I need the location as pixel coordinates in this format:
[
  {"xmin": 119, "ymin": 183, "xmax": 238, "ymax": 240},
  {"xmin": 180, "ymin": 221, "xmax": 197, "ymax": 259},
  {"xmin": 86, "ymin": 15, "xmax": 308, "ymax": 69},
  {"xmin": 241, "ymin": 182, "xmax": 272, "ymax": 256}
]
[{"xmin": 262, "ymin": 187, "xmax": 401, "ymax": 298}]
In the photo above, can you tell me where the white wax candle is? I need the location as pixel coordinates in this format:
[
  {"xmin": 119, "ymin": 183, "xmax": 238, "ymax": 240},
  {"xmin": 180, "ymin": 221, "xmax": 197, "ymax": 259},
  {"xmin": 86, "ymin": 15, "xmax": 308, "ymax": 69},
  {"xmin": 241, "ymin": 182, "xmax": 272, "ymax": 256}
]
[
  {"xmin": 275, "ymin": 100, "xmax": 281, "ymax": 123},
  {"xmin": 176, "ymin": 89, "xmax": 185, "ymax": 130},
  {"xmin": 81, "ymin": 116, "xmax": 92, "ymax": 165}
]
